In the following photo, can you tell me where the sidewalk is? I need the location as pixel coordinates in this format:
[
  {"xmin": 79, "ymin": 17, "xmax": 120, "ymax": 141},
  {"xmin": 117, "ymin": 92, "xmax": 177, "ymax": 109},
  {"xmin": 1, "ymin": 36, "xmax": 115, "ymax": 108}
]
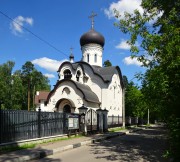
[{"xmin": 0, "ymin": 128, "xmax": 143, "ymax": 162}]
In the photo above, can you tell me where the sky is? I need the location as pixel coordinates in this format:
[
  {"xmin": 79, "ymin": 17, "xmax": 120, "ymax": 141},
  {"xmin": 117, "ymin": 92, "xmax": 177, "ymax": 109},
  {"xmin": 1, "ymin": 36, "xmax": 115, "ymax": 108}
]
[{"xmin": 0, "ymin": 0, "xmax": 146, "ymax": 89}]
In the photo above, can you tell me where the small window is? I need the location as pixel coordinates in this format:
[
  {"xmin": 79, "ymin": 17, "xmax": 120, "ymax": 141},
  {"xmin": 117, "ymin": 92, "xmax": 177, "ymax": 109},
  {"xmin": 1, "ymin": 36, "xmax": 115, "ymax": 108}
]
[
  {"xmin": 87, "ymin": 54, "xmax": 89, "ymax": 63},
  {"xmin": 64, "ymin": 69, "xmax": 72, "ymax": 79},
  {"xmin": 94, "ymin": 54, "xmax": 97, "ymax": 63},
  {"xmin": 76, "ymin": 70, "xmax": 81, "ymax": 82}
]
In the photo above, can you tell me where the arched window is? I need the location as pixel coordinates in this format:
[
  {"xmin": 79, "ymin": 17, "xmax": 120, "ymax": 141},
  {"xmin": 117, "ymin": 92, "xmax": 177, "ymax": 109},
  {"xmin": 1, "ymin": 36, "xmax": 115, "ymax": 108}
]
[
  {"xmin": 94, "ymin": 54, "xmax": 97, "ymax": 63},
  {"xmin": 76, "ymin": 70, "xmax": 81, "ymax": 82},
  {"xmin": 64, "ymin": 69, "xmax": 72, "ymax": 79},
  {"xmin": 87, "ymin": 54, "xmax": 89, "ymax": 63},
  {"xmin": 62, "ymin": 87, "xmax": 70, "ymax": 95}
]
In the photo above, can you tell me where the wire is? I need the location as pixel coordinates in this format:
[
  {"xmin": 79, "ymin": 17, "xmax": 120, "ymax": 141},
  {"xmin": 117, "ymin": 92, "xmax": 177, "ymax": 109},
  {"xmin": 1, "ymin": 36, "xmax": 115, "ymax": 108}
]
[{"xmin": 0, "ymin": 10, "xmax": 69, "ymax": 58}]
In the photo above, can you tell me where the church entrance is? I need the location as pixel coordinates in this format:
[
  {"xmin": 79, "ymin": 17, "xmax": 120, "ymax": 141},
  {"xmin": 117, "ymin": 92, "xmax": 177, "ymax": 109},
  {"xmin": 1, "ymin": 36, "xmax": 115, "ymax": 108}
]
[
  {"xmin": 63, "ymin": 104, "xmax": 71, "ymax": 113},
  {"xmin": 56, "ymin": 98, "xmax": 75, "ymax": 113}
]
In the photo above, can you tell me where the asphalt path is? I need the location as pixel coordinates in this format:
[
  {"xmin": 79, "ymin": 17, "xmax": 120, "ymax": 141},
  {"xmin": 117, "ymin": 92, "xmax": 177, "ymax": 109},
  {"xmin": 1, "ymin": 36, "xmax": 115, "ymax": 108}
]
[{"xmin": 33, "ymin": 126, "xmax": 168, "ymax": 162}]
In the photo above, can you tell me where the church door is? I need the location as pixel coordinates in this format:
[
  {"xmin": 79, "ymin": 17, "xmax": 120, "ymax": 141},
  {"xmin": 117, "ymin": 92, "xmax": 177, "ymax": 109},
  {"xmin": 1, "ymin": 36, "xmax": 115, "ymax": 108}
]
[{"xmin": 63, "ymin": 104, "xmax": 71, "ymax": 113}]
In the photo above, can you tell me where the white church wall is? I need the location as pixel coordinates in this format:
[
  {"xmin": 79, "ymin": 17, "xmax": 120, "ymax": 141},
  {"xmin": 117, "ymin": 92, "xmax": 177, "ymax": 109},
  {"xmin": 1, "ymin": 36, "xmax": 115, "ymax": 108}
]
[
  {"xmin": 82, "ymin": 44, "xmax": 103, "ymax": 67},
  {"xmin": 46, "ymin": 82, "xmax": 85, "ymax": 112},
  {"xmin": 82, "ymin": 64, "xmax": 106, "ymax": 103},
  {"xmin": 102, "ymin": 72, "xmax": 123, "ymax": 117}
]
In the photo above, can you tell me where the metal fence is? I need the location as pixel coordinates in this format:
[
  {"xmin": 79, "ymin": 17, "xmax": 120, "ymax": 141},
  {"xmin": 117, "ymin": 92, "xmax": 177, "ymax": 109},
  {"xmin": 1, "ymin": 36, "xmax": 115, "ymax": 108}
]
[
  {"xmin": 108, "ymin": 116, "xmax": 147, "ymax": 128},
  {"xmin": 108, "ymin": 115, "xmax": 123, "ymax": 128},
  {"xmin": 0, "ymin": 109, "xmax": 67, "ymax": 144},
  {"xmin": 125, "ymin": 117, "xmax": 147, "ymax": 125}
]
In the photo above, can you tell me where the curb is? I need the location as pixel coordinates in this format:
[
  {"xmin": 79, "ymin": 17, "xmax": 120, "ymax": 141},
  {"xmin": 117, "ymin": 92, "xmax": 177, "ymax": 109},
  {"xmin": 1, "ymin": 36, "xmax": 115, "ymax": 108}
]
[{"xmin": 2, "ymin": 128, "xmax": 143, "ymax": 162}]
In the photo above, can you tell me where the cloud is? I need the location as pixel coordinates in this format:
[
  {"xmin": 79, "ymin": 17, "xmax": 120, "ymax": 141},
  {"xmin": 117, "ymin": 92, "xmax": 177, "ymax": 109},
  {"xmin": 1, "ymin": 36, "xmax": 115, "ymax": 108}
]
[
  {"xmin": 116, "ymin": 39, "xmax": 140, "ymax": 50},
  {"xmin": 116, "ymin": 39, "xmax": 130, "ymax": 50},
  {"xmin": 10, "ymin": 16, "xmax": 33, "ymax": 35},
  {"xmin": 44, "ymin": 73, "xmax": 56, "ymax": 78},
  {"xmin": 104, "ymin": 0, "xmax": 143, "ymax": 19},
  {"xmin": 104, "ymin": 0, "xmax": 163, "ymax": 24},
  {"xmin": 32, "ymin": 57, "xmax": 67, "ymax": 72},
  {"xmin": 123, "ymin": 56, "xmax": 142, "ymax": 66}
]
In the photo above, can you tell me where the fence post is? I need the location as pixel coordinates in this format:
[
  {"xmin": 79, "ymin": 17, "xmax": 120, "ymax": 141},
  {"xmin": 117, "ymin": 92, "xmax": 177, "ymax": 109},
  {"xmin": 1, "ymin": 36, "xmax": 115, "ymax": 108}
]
[
  {"xmin": 96, "ymin": 109, "xmax": 103, "ymax": 133},
  {"xmin": 102, "ymin": 109, "xmax": 108, "ymax": 132},
  {"xmin": 38, "ymin": 107, "xmax": 41, "ymax": 138}
]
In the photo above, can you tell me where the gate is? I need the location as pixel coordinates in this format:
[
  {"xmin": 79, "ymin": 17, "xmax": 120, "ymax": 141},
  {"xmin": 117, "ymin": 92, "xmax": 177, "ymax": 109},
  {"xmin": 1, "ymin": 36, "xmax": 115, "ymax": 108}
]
[{"xmin": 86, "ymin": 109, "xmax": 97, "ymax": 132}]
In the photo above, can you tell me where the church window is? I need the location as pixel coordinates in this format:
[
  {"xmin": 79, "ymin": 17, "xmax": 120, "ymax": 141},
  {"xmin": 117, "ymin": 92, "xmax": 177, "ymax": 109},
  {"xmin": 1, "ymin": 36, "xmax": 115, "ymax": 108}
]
[
  {"xmin": 64, "ymin": 69, "xmax": 72, "ymax": 79},
  {"xmin": 76, "ymin": 70, "xmax": 81, "ymax": 82},
  {"xmin": 62, "ymin": 87, "xmax": 70, "ymax": 95},
  {"xmin": 94, "ymin": 54, "xmax": 97, "ymax": 63},
  {"xmin": 87, "ymin": 54, "xmax": 90, "ymax": 63}
]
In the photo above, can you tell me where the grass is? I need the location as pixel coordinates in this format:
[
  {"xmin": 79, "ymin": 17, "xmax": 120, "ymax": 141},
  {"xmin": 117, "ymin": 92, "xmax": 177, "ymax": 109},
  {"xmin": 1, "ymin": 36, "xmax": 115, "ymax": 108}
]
[
  {"xmin": 145, "ymin": 124, "xmax": 151, "ymax": 127},
  {"xmin": 0, "ymin": 134, "xmax": 84, "ymax": 154}
]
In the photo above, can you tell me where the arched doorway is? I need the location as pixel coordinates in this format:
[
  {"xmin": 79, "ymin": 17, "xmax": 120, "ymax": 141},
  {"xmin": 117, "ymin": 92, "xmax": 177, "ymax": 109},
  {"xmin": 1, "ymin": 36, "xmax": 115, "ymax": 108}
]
[
  {"xmin": 55, "ymin": 98, "xmax": 75, "ymax": 113},
  {"xmin": 63, "ymin": 104, "xmax": 71, "ymax": 113}
]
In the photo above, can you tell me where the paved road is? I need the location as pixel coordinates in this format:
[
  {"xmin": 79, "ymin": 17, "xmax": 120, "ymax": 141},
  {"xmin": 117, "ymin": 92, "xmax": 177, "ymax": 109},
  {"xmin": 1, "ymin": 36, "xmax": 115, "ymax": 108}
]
[{"xmin": 33, "ymin": 126, "xmax": 168, "ymax": 162}]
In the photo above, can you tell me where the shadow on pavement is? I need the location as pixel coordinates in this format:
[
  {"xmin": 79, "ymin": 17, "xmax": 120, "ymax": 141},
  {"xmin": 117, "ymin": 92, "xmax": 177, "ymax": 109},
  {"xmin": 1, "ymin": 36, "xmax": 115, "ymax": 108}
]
[
  {"xmin": 32, "ymin": 157, "xmax": 61, "ymax": 162},
  {"xmin": 89, "ymin": 127, "xmax": 169, "ymax": 162},
  {"xmin": 0, "ymin": 147, "xmax": 60, "ymax": 162}
]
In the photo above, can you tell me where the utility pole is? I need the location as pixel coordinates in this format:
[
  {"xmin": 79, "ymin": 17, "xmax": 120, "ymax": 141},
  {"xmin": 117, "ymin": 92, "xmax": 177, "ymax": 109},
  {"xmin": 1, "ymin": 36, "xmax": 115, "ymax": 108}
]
[
  {"xmin": 122, "ymin": 88, "xmax": 125, "ymax": 127},
  {"xmin": 147, "ymin": 109, "xmax": 149, "ymax": 125}
]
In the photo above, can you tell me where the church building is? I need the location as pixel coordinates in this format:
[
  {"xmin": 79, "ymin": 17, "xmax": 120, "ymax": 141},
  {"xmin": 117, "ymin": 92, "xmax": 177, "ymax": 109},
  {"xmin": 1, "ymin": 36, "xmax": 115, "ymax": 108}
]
[{"xmin": 38, "ymin": 13, "xmax": 124, "ymax": 118}]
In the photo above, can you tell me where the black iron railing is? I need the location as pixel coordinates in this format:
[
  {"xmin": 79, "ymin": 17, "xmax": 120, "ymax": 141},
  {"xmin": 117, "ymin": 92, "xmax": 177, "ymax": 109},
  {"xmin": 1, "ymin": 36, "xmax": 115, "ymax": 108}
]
[{"xmin": 0, "ymin": 109, "xmax": 67, "ymax": 144}]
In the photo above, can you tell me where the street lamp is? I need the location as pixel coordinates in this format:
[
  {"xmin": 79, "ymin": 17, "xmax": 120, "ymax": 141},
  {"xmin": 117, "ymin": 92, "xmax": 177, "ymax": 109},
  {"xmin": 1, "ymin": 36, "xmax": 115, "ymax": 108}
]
[
  {"xmin": 78, "ymin": 104, "xmax": 88, "ymax": 135},
  {"xmin": 78, "ymin": 104, "xmax": 88, "ymax": 115}
]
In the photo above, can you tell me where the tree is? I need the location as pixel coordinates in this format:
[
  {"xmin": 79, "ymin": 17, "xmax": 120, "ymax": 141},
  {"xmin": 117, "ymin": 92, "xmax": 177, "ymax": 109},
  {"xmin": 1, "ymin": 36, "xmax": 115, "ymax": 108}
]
[
  {"xmin": 21, "ymin": 61, "xmax": 50, "ymax": 110},
  {"xmin": 122, "ymin": 75, "xmax": 128, "ymax": 89},
  {"xmin": 103, "ymin": 60, "xmax": 112, "ymax": 67},
  {"xmin": 0, "ymin": 61, "xmax": 15, "ymax": 109},
  {"xmin": 0, "ymin": 61, "xmax": 50, "ymax": 110},
  {"xmin": 114, "ymin": 0, "xmax": 180, "ymax": 159},
  {"xmin": 124, "ymin": 77, "xmax": 147, "ymax": 119}
]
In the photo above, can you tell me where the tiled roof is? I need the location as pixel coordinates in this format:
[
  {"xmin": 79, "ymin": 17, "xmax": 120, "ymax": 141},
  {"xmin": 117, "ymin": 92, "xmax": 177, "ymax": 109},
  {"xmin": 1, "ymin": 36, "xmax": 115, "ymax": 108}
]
[{"xmin": 35, "ymin": 91, "xmax": 49, "ymax": 104}]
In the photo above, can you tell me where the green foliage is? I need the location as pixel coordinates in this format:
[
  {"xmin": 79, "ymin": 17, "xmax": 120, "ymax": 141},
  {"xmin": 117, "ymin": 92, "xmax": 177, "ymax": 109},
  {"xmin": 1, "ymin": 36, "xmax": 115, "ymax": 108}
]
[
  {"xmin": 124, "ymin": 78, "xmax": 147, "ymax": 118},
  {"xmin": 103, "ymin": 60, "xmax": 112, "ymax": 67},
  {"xmin": 167, "ymin": 117, "xmax": 180, "ymax": 161},
  {"xmin": 115, "ymin": 0, "xmax": 180, "ymax": 159},
  {"xmin": 0, "ymin": 61, "xmax": 50, "ymax": 110}
]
